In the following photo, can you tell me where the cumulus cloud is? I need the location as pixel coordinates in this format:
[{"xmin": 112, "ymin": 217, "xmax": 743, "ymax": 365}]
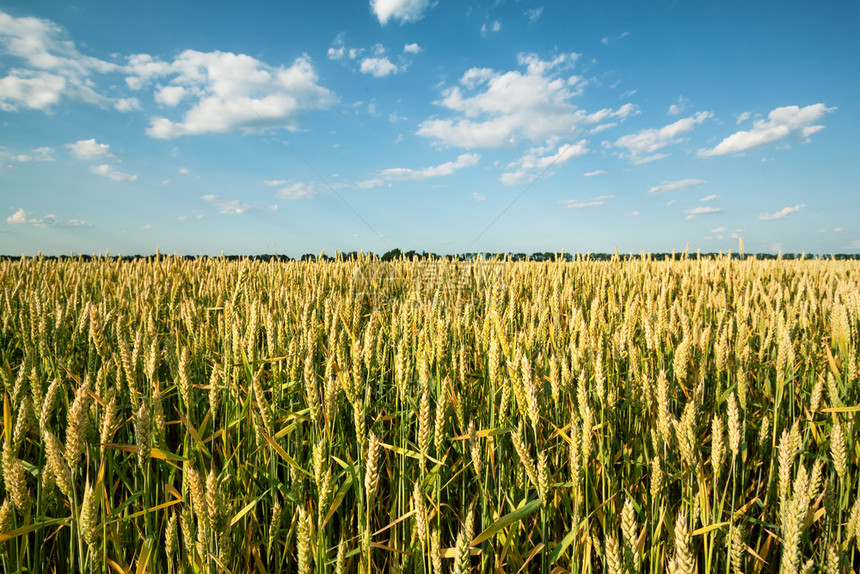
[
  {"xmin": 6, "ymin": 207, "xmax": 92, "ymax": 227},
  {"xmin": 203, "ymin": 194, "xmax": 254, "ymax": 214},
  {"xmin": 137, "ymin": 50, "xmax": 336, "ymax": 138},
  {"xmin": 213, "ymin": 200, "xmax": 252, "ymax": 215},
  {"xmin": 384, "ymin": 153, "xmax": 480, "ymax": 181},
  {"xmin": 471, "ymin": 192, "xmax": 486, "ymax": 202},
  {"xmin": 12, "ymin": 146, "xmax": 55, "ymax": 162},
  {"xmin": 501, "ymin": 140, "xmax": 589, "ymax": 185},
  {"xmin": 648, "ymin": 178, "xmax": 706, "ymax": 194},
  {"xmin": 0, "ymin": 10, "xmax": 124, "ymax": 112},
  {"xmin": 699, "ymin": 194, "xmax": 719, "ymax": 202},
  {"xmin": 481, "ymin": 20, "xmax": 502, "ymax": 36},
  {"xmin": 417, "ymin": 53, "xmax": 634, "ymax": 149},
  {"xmin": 124, "ymin": 53, "xmax": 171, "ymax": 89},
  {"xmin": 584, "ymin": 169, "xmax": 608, "ymax": 177},
  {"xmin": 7, "ymin": 208, "xmax": 36, "ymax": 224},
  {"xmin": 66, "ymin": 138, "xmax": 112, "ymax": 160},
  {"xmin": 203, "ymin": 193, "xmax": 278, "ymax": 215},
  {"xmin": 709, "ymin": 226, "xmax": 744, "ymax": 240},
  {"xmin": 615, "ymin": 111, "xmax": 712, "ymax": 163},
  {"xmin": 114, "ymin": 97, "xmax": 141, "ymax": 112},
  {"xmin": 499, "ymin": 171, "xmax": 533, "ymax": 186},
  {"xmin": 560, "ymin": 194, "xmax": 615, "ymax": 209},
  {"xmin": 526, "ymin": 8, "xmax": 544, "ymax": 23},
  {"xmin": 517, "ymin": 140, "xmax": 589, "ymax": 170},
  {"xmin": 89, "ymin": 164, "xmax": 137, "ymax": 181},
  {"xmin": 154, "ymin": 85, "xmax": 188, "ymax": 106},
  {"xmin": 276, "ymin": 181, "xmax": 316, "ymax": 199},
  {"xmin": 356, "ymin": 154, "xmax": 480, "ymax": 188},
  {"xmin": 668, "ymin": 96, "xmax": 689, "ymax": 116},
  {"xmin": 759, "ymin": 204, "xmax": 806, "ymax": 221},
  {"xmin": 370, "ymin": 0, "xmax": 431, "ymax": 25},
  {"xmin": 360, "ymin": 56, "xmax": 399, "ymax": 77},
  {"xmin": 330, "ymin": 37, "xmax": 415, "ymax": 79},
  {"xmin": 684, "ymin": 206, "xmax": 723, "ymax": 219},
  {"xmin": 699, "ymin": 104, "xmax": 835, "ymax": 157}
]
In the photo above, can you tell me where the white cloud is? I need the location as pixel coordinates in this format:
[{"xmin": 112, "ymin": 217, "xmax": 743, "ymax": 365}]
[
  {"xmin": 699, "ymin": 104, "xmax": 835, "ymax": 157},
  {"xmin": 584, "ymin": 169, "xmax": 608, "ymax": 177},
  {"xmin": 736, "ymin": 111, "xmax": 752, "ymax": 124},
  {"xmin": 501, "ymin": 140, "xmax": 589, "ymax": 184},
  {"xmin": 710, "ymin": 226, "xmax": 743, "ymax": 239},
  {"xmin": 848, "ymin": 239, "xmax": 860, "ymax": 249},
  {"xmin": 90, "ymin": 164, "xmax": 137, "ymax": 181},
  {"xmin": 482, "ymin": 20, "xmax": 502, "ymax": 36},
  {"xmin": 417, "ymin": 53, "xmax": 634, "ymax": 149},
  {"xmin": 356, "ymin": 154, "xmax": 480, "ymax": 188},
  {"xmin": 648, "ymin": 178, "xmax": 706, "ymax": 194},
  {"xmin": 560, "ymin": 194, "xmax": 615, "ymax": 209},
  {"xmin": 518, "ymin": 140, "xmax": 589, "ymax": 170},
  {"xmin": 355, "ymin": 178, "xmax": 386, "ymax": 189},
  {"xmin": 471, "ymin": 192, "xmax": 486, "ymax": 202},
  {"xmin": 276, "ymin": 182, "xmax": 316, "ymax": 199},
  {"xmin": 13, "ymin": 146, "xmax": 55, "ymax": 162},
  {"xmin": 154, "ymin": 85, "xmax": 188, "ymax": 106},
  {"xmin": 263, "ymin": 179, "xmax": 288, "ymax": 186},
  {"xmin": 668, "ymin": 95, "xmax": 689, "ymax": 116},
  {"xmin": 179, "ymin": 167, "xmax": 190, "ymax": 175},
  {"xmin": 124, "ymin": 54, "xmax": 171, "ymax": 89},
  {"xmin": 403, "ymin": 43, "xmax": 421, "ymax": 54},
  {"xmin": 6, "ymin": 208, "xmax": 32, "ymax": 224},
  {"xmin": 526, "ymin": 8, "xmax": 544, "ymax": 23},
  {"xmin": 6, "ymin": 207, "xmax": 92, "ymax": 227},
  {"xmin": 0, "ymin": 10, "xmax": 122, "ymax": 112},
  {"xmin": 759, "ymin": 204, "xmax": 806, "ymax": 221},
  {"xmin": 699, "ymin": 194, "xmax": 719, "ymax": 202},
  {"xmin": 615, "ymin": 111, "xmax": 712, "ymax": 163},
  {"xmin": 630, "ymin": 211, "xmax": 640, "ymax": 217},
  {"xmin": 498, "ymin": 171, "xmax": 532, "ymax": 186},
  {"xmin": 114, "ymin": 97, "xmax": 140, "ymax": 112},
  {"xmin": 66, "ymin": 138, "xmax": 112, "ymax": 160},
  {"xmin": 684, "ymin": 206, "xmax": 723, "ymax": 219},
  {"xmin": 328, "ymin": 34, "xmax": 347, "ymax": 60},
  {"xmin": 360, "ymin": 57, "xmax": 399, "ymax": 77},
  {"xmin": 140, "ymin": 50, "xmax": 337, "ymax": 138},
  {"xmin": 370, "ymin": 0, "xmax": 431, "ymax": 25},
  {"xmin": 203, "ymin": 194, "xmax": 252, "ymax": 214},
  {"xmin": 379, "ymin": 153, "xmax": 480, "ymax": 181}
]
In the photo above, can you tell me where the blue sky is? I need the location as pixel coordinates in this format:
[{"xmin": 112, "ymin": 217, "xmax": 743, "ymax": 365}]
[{"xmin": 1, "ymin": 1, "xmax": 858, "ymax": 256}]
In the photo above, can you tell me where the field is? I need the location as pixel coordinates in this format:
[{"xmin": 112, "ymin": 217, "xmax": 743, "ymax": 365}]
[{"xmin": 0, "ymin": 254, "xmax": 858, "ymax": 573}]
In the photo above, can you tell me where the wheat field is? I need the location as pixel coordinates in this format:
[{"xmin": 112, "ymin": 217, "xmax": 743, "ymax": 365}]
[{"xmin": 0, "ymin": 253, "xmax": 858, "ymax": 573}]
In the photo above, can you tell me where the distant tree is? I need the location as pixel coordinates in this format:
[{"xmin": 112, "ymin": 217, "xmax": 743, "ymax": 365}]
[{"xmin": 382, "ymin": 248, "xmax": 402, "ymax": 261}]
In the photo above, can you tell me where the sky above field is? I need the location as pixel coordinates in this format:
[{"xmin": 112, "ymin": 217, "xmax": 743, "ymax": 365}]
[{"xmin": 1, "ymin": 1, "xmax": 859, "ymax": 257}]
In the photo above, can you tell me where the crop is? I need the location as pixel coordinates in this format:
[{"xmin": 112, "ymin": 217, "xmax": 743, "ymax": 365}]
[{"xmin": 0, "ymin": 253, "xmax": 858, "ymax": 573}]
